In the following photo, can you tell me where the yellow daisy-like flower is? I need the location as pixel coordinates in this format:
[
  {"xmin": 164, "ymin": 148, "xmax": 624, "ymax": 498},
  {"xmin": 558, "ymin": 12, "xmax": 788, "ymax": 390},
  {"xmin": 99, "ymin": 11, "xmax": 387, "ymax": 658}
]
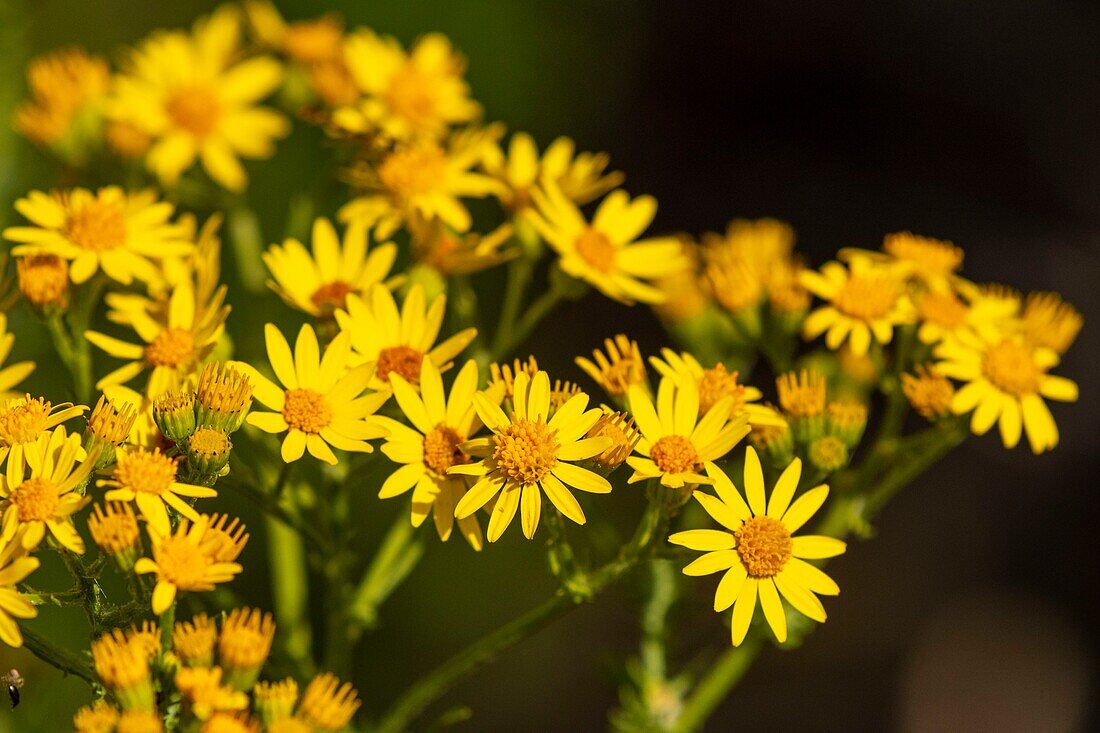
[
  {"xmin": 0, "ymin": 395, "xmax": 86, "ymax": 467},
  {"xmin": 334, "ymin": 283, "xmax": 477, "ymax": 390},
  {"xmin": 375, "ymin": 358, "xmax": 493, "ymax": 550},
  {"xmin": 15, "ymin": 46, "xmax": 110, "ymax": 151},
  {"xmin": 526, "ymin": 182, "xmax": 690, "ymax": 304},
  {"xmin": 3, "ymin": 187, "xmax": 192, "ymax": 285},
  {"xmin": 99, "ymin": 447, "xmax": 217, "ymax": 537},
  {"xmin": 109, "ymin": 5, "xmax": 289, "ymax": 191},
  {"xmin": 263, "ymin": 216, "xmax": 397, "ymax": 318},
  {"xmin": 234, "ymin": 324, "xmax": 388, "ymax": 465},
  {"xmin": 175, "ymin": 666, "xmax": 250, "ymax": 719},
  {"xmin": 407, "ymin": 214, "xmax": 515, "ymax": 276},
  {"xmin": 840, "ymin": 231, "xmax": 964, "ymax": 290},
  {"xmin": 340, "ymin": 30, "xmax": 479, "ymax": 140},
  {"xmin": 648, "ymin": 349, "xmax": 785, "ymax": 428},
  {"xmin": 1020, "ymin": 291, "xmax": 1082, "ymax": 355},
  {"xmin": 135, "ymin": 515, "xmax": 245, "ymax": 615},
  {"xmin": 88, "ymin": 278, "xmax": 229, "ymax": 398},
  {"xmin": 0, "ymin": 315, "xmax": 35, "ymax": 400},
  {"xmin": 800, "ymin": 255, "xmax": 915, "ymax": 356},
  {"xmin": 0, "ymin": 426, "xmax": 96, "ymax": 553},
  {"xmin": 450, "ymin": 370, "xmax": 612, "ymax": 542},
  {"xmin": 298, "ymin": 673, "xmax": 361, "ymax": 731},
  {"xmin": 934, "ymin": 331, "xmax": 1078, "ymax": 453},
  {"xmin": 482, "ymin": 132, "xmax": 624, "ymax": 212},
  {"xmin": 0, "ymin": 539, "xmax": 39, "ymax": 647},
  {"xmin": 339, "ymin": 130, "xmax": 503, "ymax": 239},
  {"xmin": 669, "ymin": 450, "xmax": 845, "ymax": 645},
  {"xmin": 626, "ymin": 375, "xmax": 750, "ymax": 489},
  {"xmin": 575, "ymin": 334, "xmax": 647, "ymax": 399}
]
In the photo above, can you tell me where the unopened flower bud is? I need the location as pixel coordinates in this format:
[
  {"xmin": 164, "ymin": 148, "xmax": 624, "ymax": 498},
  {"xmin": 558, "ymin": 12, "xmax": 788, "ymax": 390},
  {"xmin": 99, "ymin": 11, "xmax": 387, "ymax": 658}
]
[
  {"xmin": 186, "ymin": 427, "xmax": 232, "ymax": 478},
  {"xmin": 153, "ymin": 391, "xmax": 196, "ymax": 441},
  {"xmin": 825, "ymin": 399, "xmax": 867, "ymax": 448},
  {"xmin": 808, "ymin": 435, "xmax": 849, "ymax": 474},
  {"xmin": 776, "ymin": 370, "xmax": 826, "ymax": 444},
  {"xmin": 583, "ymin": 409, "xmax": 641, "ymax": 470},
  {"xmin": 218, "ymin": 608, "xmax": 275, "ymax": 690},
  {"xmin": 87, "ymin": 502, "xmax": 140, "ymax": 571},
  {"xmin": 195, "ymin": 362, "xmax": 252, "ymax": 433},
  {"xmin": 173, "ymin": 614, "xmax": 217, "ymax": 668},
  {"xmin": 17, "ymin": 254, "xmax": 69, "ymax": 311},
  {"xmin": 85, "ymin": 396, "xmax": 137, "ymax": 468},
  {"xmin": 254, "ymin": 679, "xmax": 299, "ymax": 724}
]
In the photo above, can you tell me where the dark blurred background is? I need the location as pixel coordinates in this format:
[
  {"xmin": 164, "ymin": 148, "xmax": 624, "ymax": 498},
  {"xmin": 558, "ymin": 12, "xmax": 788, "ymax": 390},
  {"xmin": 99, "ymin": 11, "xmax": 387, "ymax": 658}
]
[{"xmin": 1, "ymin": 1, "xmax": 1098, "ymax": 731}]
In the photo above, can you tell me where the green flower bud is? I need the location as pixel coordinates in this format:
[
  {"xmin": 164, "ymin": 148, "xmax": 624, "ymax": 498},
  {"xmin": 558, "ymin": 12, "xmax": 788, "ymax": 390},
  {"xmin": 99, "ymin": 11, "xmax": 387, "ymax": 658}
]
[{"xmin": 153, "ymin": 391, "xmax": 196, "ymax": 442}]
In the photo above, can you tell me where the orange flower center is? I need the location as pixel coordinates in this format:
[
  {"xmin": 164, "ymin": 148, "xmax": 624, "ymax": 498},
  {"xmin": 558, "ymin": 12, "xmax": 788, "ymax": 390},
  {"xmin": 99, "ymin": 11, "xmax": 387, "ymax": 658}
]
[
  {"xmin": 649, "ymin": 435, "xmax": 701, "ymax": 475},
  {"xmin": 493, "ymin": 418, "xmax": 559, "ymax": 484},
  {"xmin": 12, "ymin": 477, "xmax": 59, "ymax": 522},
  {"xmin": 282, "ymin": 389, "xmax": 332, "ymax": 434},
  {"xmin": 918, "ymin": 291, "xmax": 967, "ymax": 328},
  {"xmin": 376, "ymin": 345, "xmax": 423, "ymax": 383},
  {"xmin": 385, "ymin": 65, "xmax": 439, "ymax": 126},
  {"xmin": 0, "ymin": 399, "xmax": 52, "ymax": 445},
  {"xmin": 834, "ymin": 274, "xmax": 901, "ymax": 321},
  {"xmin": 574, "ymin": 227, "xmax": 616, "ymax": 273},
  {"xmin": 736, "ymin": 515, "xmax": 792, "ymax": 577},
  {"xmin": 65, "ymin": 200, "xmax": 126, "ymax": 252},
  {"xmin": 144, "ymin": 328, "xmax": 196, "ymax": 368},
  {"xmin": 115, "ymin": 451, "xmax": 178, "ymax": 496},
  {"xmin": 378, "ymin": 146, "xmax": 447, "ymax": 200},
  {"xmin": 423, "ymin": 425, "xmax": 467, "ymax": 476},
  {"xmin": 698, "ymin": 365, "xmax": 746, "ymax": 415},
  {"xmin": 982, "ymin": 339, "xmax": 1042, "ymax": 397},
  {"xmin": 310, "ymin": 280, "xmax": 354, "ymax": 314},
  {"xmin": 166, "ymin": 85, "xmax": 221, "ymax": 138},
  {"xmin": 156, "ymin": 534, "xmax": 214, "ymax": 589},
  {"xmin": 16, "ymin": 254, "xmax": 68, "ymax": 306}
]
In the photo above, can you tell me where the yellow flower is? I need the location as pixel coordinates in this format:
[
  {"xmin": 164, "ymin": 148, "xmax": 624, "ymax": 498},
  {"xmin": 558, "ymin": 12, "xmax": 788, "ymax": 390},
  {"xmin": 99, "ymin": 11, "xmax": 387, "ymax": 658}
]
[
  {"xmin": 88, "ymin": 501, "xmax": 141, "ymax": 560},
  {"xmin": 253, "ymin": 678, "xmax": 298, "ymax": 723},
  {"xmin": 375, "ymin": 358, "xmax": 493, "ymax": 550},
  {"xmin": 117, "ymin": 711, "xmax": 165, "ymax": 733},
  {"xmin": 235, "ymin": 324, "xmax": 388, "ymax": 464},
  {"xmin": 913, "ymin": 283, "xmax": 1017, "ymax": 347},
  {"xmin": 298, "ymin": 673, "xmax": 361, "ymax": 731},
  {"xmin": 263, "ymin": 216, "xmax": 398, "ymax": 318},
  {"xmin": 174, "ymin": 613, "xmax": 218, "ymax": 668},
  {"xmin": 585, "ymin": 409, "xmax": 642, "ymax": 469},
  {"xmin": 901, "ymin": 364, "xmax": 955, "ymax": 420},
  {"xmin": 14, "ymin": 47, "xmax": 110, "ymax": 149},
  {"xmin": 648, "ymin": 350, "xmax": 784, "ymax": 428},
  {"xmin": 340, "ymin": 30, "xmax": 479, "ymax": 140},
  {"xmin": 526, "ymin": 182, "xmax": 689, "ymax": 304},
  {"xmin": 800, "ymin": 255, "xmax": 914, "ymax": 356},
  {"xmin": 1020, "ymin": 291, "xmax": 1082, "ymax": 355},
  {"xmin": 73, "ymin": 700, "xmax": 121, "ymax": 733},
  {"xmin": 841, "ymin": 231, "xmax": 964, "ymax": 290},
  {"xmin": 407, "ymin": 213, "xmax": 515, "ymax": 276},
  {"xmin": 335, "ymin": 283, "xmax": 477, "ymax": 390},
  {"xmin": 934, "ymin": 331, "xmax": 1078, "ymax": 453},
  {"xmin": 669, "ymin": 450, "xmax": 845, "ymax": 645},
  {"xmin": 0, "ymin": 315, "xmax": 35, "ymax": 399},
  {"xmin": 575, "ymin": 334, "xmax": 647, "ymax": 398},
  {"xmin": 339, "ymin": 130, "xmax": 502, "ymax": 239},
  {"xmin": 0, "ymin": 426, "xmax": 96, "ymax": 553},
  {"xmin": 16, "ymin": 253, "xmax": 70, "ymax": 309},
  {"xmin": 626, "ymin": 375, "xmax": 750, "ymax": 488},
  {"xmin": 109, "ymin": 5, "xmax": 289, "ymax": 191},
  {"xmin": 218, "ymin": 607, "xmax": 275, "ymax": 685},
  {"xmin": 3, "ymin": 187, "xmax": 192, "ymax": 285},
  {"xmin": 87, "ymin": 277, "xmax": 229, "ymax": 398},
  {"xmin": 0, "ymin": 395, "xmax": 86, "ymax": 467},
  {"xmin": 702, "ymin": 218, "xmax": 796, "ymax": 274},
  {"xmin": 102, "ymin": 385, "xmax": 163, "ymax": 450},
  {"xmin": 91, "ymin": 628, "xmax": 155, "ymax": 709},
  {"xmin": 482, "ymin": 132, "xmax": 623, "ymax": 212},
  {"xmin": 450, "ymin": 370, "xmax": 612, "ymax": 541},
  {"xmin": 99, "ymin": 447, "xmax": 217, "ymax": 537},
  {"xmin": 175, "ymin": 666, "xmax": 250, "ymax": 719},
  {"xmin": 136, "ymin": 515, "xmax": 245, "ymax": 615},
  {"xmin": 0, "ymin": 540, "xmax": 39, "ymax": 647}
]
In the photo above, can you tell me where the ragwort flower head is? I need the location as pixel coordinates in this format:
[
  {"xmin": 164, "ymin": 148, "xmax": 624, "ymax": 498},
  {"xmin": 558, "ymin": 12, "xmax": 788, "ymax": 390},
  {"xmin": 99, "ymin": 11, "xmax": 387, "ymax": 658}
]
[
  {"xmin": 99, "ymin": 446, "xmax": 217, "ymax": 537},
  {"xmin": 135, "ymin": 514, "xmax": 245, "ymax": 615},
  {"xmin": 14, "ymin": 46, "xmax": 110, "ymax": 151},
  {"xmin": 0, "ymin": 394, "xmax": 86, "ymax": 467}
]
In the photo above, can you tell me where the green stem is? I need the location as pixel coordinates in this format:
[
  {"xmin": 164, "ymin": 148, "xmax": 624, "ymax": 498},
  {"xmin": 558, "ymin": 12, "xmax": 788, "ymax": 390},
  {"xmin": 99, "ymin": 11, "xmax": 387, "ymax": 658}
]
[
  {"xmin": 21, "ymin": 628, "xmax": 96, "ymax": 685},
  {"xmin": 346, "ymin": 512, "xmax": 426, "ymax": 642},
  {"xmin": 672, "ymin": 638, "xmax": 763, "ymax": 733},
  {"xmin": 227, "ymin": 206, "xmax": 267, "ymax": 294},
  {"xmin": 640, "ymin": 558, "xmax": 677, "ymax": 685}
]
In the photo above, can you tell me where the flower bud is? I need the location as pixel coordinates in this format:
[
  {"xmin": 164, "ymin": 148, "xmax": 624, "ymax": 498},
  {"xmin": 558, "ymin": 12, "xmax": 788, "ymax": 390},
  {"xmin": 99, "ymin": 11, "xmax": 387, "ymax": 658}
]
[
  {"xmin": 218, "ymin": 608, "xmax": 275, "ymax": 691},
  {"xmin": 749, "ymin": 422, "xmax": 794, "ymax": 467},
  {"xmin": 254, "ymin": 679, "xmax": 299, "ymax": 725},
  {"xmin": 85, "ymin": 396, "xmax": 137, "ymax": 468},
  {"xmin": 195, "ymin": 362, "xmax": 253, "ymax": 433},
  {"xmin": 776, "ymin": 370, "xmax": 826, "ymax": 444},
  {"xmin": 808, "ymin": 435, "xmax": 849, "ymax": 474},
  {"xmin": 153, "ymin": 390, "xmax": 196, "ymax": 441},
  {"xmin": 91, "ymin": 631, "xmax": 155, "ymax": 712},
  {"xmin": 825, "ymin": 399, "xmax": 867, "ymax": 448},
  {"xmin": 583, "ymin": 409, "xmax": 641, "ymax": 471},
  {"xmin": 173, "ymin": 614, "xmax": 217, "ymax": 668},
  {"xmin": 186, "ymin": 427, "xmax": 232, "ymax": 478},
  {"xmin": 17, "ymin": 254, "xmax": 69, "ymax": 311},
  {"xmin": 87, "ymin": 502, "xmax": 140, "ymax": 571}
]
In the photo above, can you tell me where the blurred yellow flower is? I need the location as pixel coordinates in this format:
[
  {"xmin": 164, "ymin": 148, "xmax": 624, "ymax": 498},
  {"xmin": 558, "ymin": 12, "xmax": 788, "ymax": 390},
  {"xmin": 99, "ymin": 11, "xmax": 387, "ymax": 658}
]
[
  {"xmin": 263, "ymin": 217, "xmax": 397, "ymax": 318},
  {"xmin": 626, "ymin": 375, "xmax": 749, "ymax": 488},
  {"xmin": 175, "ymin": 666, "xmax": 249, "ymax": 719},
  {"xmin": 1020, "ymin": 290, "xmax": 1082, "ymax": 355},
  {"xmin": 649, "ymin": 349, "xmax": 784, "ymax": 428},
  {"xmin": 374, "ymin": 358, "xmax": 492, "ymax": 550},
  {"xmin": 0, "ymin": 426, "xmax": 96, "ymax": 553},
  {"xmin": 100, "ymin": 447, "xmax": 217, "ymax": 537},
  {"xmin": 408, "ymin": 214, "xmax": 515, "ymax": 276},
  {"xmin": 575, "ymin": 334, "xmax": 647, "ymax": 399},
  {"xmin": 136, "ymin": 515, "xmax": 245, "ymax": 615},
  {"xmin": 334, "ymin": 284, "xmax": 477, "ymax": 390},
  {"xmin": 14, "ymin": 47, "xmax": 110, "ymax": 149},
  {"xmin": 109, "ymin": 5, "xmax": 288, "ymax": 191},
  {"xmin": 298, "ymin": 673, "xmax": 360, "ymax": 731},
  {"xmin": 0, "ymin": 315, "xmax": 35, "ymax": 399},
  {"xmin": 935, "ymin": 331, "xmax": 1078, "ymax": 453},
  {"xmin": 527, "ymin": 183, "xmax": 689, "ymax": 304},
  {"xmin": 234, "ymin": 324, "xmax": 388, "ymax": 464},
  {"xmin": 669, "ymin": 450, "xmax": 844, "ymax": 645},
  {"xmin": 450, "ymin": 370, "xmax": 612, "ymax": 541},
  {"xmin": 0, "ymin": 539, "xmax": 39, "ymax": 647},
  {"xmin": 4, "ymin": 187, "xmax": 192, "ymax": 285},
  {"xmin": 841, "ymin": 231, "xmax": 964, "ymax": 290},
  {"xmin": 913, "ymin": 284, "xmax": 1016, "ymax": 346},
  {"xmin": 800, "ymin": 255, "xmax": 914, "ymax": 356}
]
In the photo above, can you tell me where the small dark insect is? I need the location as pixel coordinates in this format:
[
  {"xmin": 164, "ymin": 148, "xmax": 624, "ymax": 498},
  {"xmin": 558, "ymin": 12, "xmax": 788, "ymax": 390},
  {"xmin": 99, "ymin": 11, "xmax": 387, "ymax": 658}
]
[{"xmin": 2, "ymin": 669, "xmax": 23, "ymax": 709}]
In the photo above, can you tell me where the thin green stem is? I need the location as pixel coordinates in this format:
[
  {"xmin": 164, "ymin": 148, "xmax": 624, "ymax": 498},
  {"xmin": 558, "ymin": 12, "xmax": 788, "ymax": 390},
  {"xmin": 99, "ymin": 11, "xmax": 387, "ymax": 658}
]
[
  {"xmin": 347, "ymin": 512, "xmax": 426, "ymax": 642},
  {"xmin": 640, "ymin": 558, "xmax": 677, "ymax": 685},
  {"xmin": 21, "ymin": 628, "xmax": 96, "ymax": 685},
  {"xmin": 672, "ymin": 638, "xmax": 762, "ymax": 733}
]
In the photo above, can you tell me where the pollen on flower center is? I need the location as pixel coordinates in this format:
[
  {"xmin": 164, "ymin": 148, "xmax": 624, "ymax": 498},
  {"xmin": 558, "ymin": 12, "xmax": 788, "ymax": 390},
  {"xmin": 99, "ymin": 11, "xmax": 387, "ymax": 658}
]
[
  {"xmin": 156, "ymin": 534, "xmax": 213, "ymax": 587},
  {"xmin": 144, "ymin": 327, "xmax": 196, "ymax": 367},
  {"xmin": 423, "ymin": 425, "xmax": 466, "ymax": 476},
  {"xmin": 574, "ymin": 227, "xmax": 616, "ymax": 273},
  {"xmin": 116, "ymin": 451, "xmax": 178, "ymax": 496},
  {"xmin": 12, "ymin": 477, "xmax": 59, "ymax": 521},
  {"xmin": 188, "ymin": 427, "xmax": 230, "ymax": 458},
  {"xmin": 982, "ymin": 339, "xmax": 1042, "ymax": 397},
  {"xmin": 376, "ymin": 345, "xmax": 424, "ymax": 383},
  {"xmin": 378, "ymin": 146, "xmax": 447, "ymax": 199},
  {"xmin": 735, "ymin": 515, "xmax": 792, "ymax": 577},
  {"xmin": 493, "ymin": 418, "xmax": 559, "ymax": 484},
  {"xmin": 166, "ymin": 85, "xmax": 221, "ymax": 138},
  {"xmin": 282, "ymin": 389, "xmax": 332, "ymax": 434},
  {"xmin": 834, "ymin": 275, "xmax": 901, "ymax": 320},
  {"xmin": 649, "ymin": 435, "xmax": 701, "ymax": 474},
  {"xmin": 0, "ymin": 399, "xmax": 52, "ymax": 445},
  {"xmin": 64, "ymin": 200, "xmax": 126, "ymax": 252},
  {"xmin": 698, "ymin": 365, "xmax": 746, "ymax": 415},
  {"xmin": 310, "ymin": 280, "xmax": 354, "ymax": 313},
  {"xmin": 918, "ymin": 291, "xmax": 967, "ymax": 327}
]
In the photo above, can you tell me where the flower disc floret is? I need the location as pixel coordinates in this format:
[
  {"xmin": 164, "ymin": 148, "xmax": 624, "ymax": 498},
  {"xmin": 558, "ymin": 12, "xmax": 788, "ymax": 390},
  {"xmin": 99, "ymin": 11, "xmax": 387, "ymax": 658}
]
[
  {"xmin": 981, "ymin": 339, "xmax": 1042, "ymax": 397},
  {"xmin": 376, "ymin": 345, "xmax": 423, "ymax": 383},
  {"xmin": 11, "ymin": 477, "xmax": 59, "ymax": 521},
  {"xmin": 493, "ymin": 419, "xmax": 559, "ymax": 485},
  {"xmin": 735, "ymin": 516, "xmax": 793, "ymax": 577},
  {"xmin": 649, "ymin": 435, "xmax": 701, "ymax": 475},
  {"xmin": 423, "ymin": 425, "xmax": 466, "ymax": 476},
  {"xmin": 281, "ymin": 389, "xmax": 331, "ymax": 434}
]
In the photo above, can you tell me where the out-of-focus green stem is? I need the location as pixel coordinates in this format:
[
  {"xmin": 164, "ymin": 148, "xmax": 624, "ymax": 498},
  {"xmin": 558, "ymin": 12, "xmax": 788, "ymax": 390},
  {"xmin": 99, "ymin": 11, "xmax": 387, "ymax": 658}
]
[
  {"xmin": 490, "ymin": 288, "xmax": 566, "ymax": 362},
  {"xmin": 346, "ymin": 512, "xmax": 426, "ymax": 642},
  {"xmin": 262, "ymin": 463, "xmax": 314, "ymax": 673},
  {"xmin": 672, "ymin": 637, "xmax": 762, "ymax": 733},
  {"xmin": 491, "ymin": 223, "xmax": 540, "ymax": 357},
  {"xmin": 21, "ymin": 628, "xmax": 96, "ymax": 685},
  {"xmin": 227, "ymin": 206, "xmax": 267, "ymax": 294},
  {"xmin": 640, "ymin": 558, "xmax": 677, "ymax": 685}
]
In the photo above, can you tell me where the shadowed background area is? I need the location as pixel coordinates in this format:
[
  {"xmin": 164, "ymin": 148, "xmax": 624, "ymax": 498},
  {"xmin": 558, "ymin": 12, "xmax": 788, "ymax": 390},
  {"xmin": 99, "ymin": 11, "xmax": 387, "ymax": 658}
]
[{"xmin": 0, "ymin": 1, "xmax": 1097, "ymax": 730}]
